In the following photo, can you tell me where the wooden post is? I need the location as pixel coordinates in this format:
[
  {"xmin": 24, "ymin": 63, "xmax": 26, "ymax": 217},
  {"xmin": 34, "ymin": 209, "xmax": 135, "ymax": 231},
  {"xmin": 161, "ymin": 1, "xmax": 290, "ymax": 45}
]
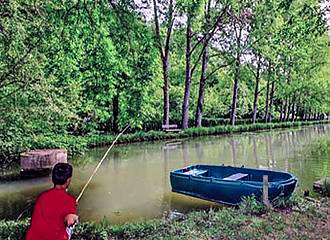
[{"xmin": 263, "ymin": 175, "xmax": 270, "ymax": 207}]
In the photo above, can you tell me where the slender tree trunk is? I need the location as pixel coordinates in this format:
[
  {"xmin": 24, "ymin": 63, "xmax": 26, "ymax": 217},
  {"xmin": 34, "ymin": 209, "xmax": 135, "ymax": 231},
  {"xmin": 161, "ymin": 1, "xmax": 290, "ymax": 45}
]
[
  {"xmin": 252, "ymin": 55, "xmax": 261, "ymax": 124},
  {"xmin": 296, "ymin": 105, "xmax": 301, "ymax": 120},
  {"xmin": 268, "ymin": 79, "xmax": 275, "ymax": 122},
  {"xmin": 264, "ymin": 76, "xmax": 270, "ymax": 122},
  {"xmin": 311, "ymin": 110, "xmax": 314, "ymax": 120},
  {"xmin": 280, "ymin": 100, "xmax": 284, "ymax": 121},
  {"xmin": 162, "ymin": 57, "xmax": 170, "ymax": 125},
  {"xmin": 291, "ymin": 102, "xmax": 295, "ymax": 121},
  {"xmin": 290, "ymin": 94, "xmax": 296, "ymax": 121},
  {"xmin": 112, "ymin": 94, "xmax": 119, "ymax": 133},
  {"xmin": 153, "ymin": 0, "xmax": 174, "ymax": 126},
  {"xmin": 284, "ymin": 101, "xmax": 288, "ymax": 121},
  {"xmin": 301, "ymin": 104, "xmax": 306, "ymax": 120},
  {"xmin": 282, "ymin": 99, "xmax": 288, "ymax": 122},
  {"xmin": 182, "ymin": 14, "xmax": 192, "ymax": 129},
  {"xmin": 230, "ymin": 25, "xmax": 242, "ymax": 126},
  {"xmin": 195, "ymin": 42, "xmax": 208, "ymax": 127},
  {"xmin": 285, "ymin": 99, "xmax": 291, "ymax": 122},
  {"xmin": 230, "ymin": 54, "xmax": 240, "ymax": 126},
  {"xmin": 195, "ymin": 0, "xmax": 211, "ymax": 128},
  {"xmin": 306, "ymin": 110, "xmax": 309, "ymax": 120}
]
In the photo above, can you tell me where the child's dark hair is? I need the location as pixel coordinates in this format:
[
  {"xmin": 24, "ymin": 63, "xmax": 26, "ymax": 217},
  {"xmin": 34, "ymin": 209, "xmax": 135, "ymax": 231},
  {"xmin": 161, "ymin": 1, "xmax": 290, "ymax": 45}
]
[{"xmin": 52, "ymin": 163, "xmax": 73, "ymax": 185}]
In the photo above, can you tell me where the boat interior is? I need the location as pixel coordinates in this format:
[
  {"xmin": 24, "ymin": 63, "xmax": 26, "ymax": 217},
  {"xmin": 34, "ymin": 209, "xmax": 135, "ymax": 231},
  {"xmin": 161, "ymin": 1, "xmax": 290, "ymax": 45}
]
[{"xmin": 179, "ymin": 165, "xmax": 292, "ymax": 182}]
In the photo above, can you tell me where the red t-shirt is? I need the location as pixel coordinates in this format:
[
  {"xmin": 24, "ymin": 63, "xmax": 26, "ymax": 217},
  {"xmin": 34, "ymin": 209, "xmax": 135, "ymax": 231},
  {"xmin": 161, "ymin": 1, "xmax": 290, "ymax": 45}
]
[{"xmin": 26, "ymin": 188, "xmax": 77, "ymax": 240}]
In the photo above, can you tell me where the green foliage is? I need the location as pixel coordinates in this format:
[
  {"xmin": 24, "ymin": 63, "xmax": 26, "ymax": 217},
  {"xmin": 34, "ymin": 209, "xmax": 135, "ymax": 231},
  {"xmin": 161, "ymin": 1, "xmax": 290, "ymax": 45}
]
[
  {"xmin": 73, "ymin": 222, "xmax": 109, "ymax": 240},
  {"xmin": 0, "ymin": 219, "xmax": 29, "ymax": 240},
  {"xmin": 321, "ymin": 178, "xmax": 330, "ymax": 197},
  {"xmin": 1, "ymin": 0, "xmax": 330, "ymax": 163},
  {"xmin": 239, "ymin": 195, "xmax": 268, "ymax": 216},
  {"xmin": 0, "ymin": 132, "xmax": 87, "ymax": 167},
  {"xmin": 81, "ymin": 120, "xmax": 329, "ymax": 150},
  {"xmin": 3, "ymin": 197, "xmax": 330, "ymax": 240},
  {"xmin": 272, "ymin": 195, "xmax": 305, "ymax": 209}
]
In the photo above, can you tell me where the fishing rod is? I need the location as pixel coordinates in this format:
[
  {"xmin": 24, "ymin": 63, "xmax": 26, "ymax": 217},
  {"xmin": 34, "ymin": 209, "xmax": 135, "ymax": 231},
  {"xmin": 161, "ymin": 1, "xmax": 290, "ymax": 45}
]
[
  {"xmin": 76, "ymin": 125, "xmax": 129, "ymax": 203},
  {"xmin": 67, "ymin": 125, "xmax": 129, "ymax": 239}
]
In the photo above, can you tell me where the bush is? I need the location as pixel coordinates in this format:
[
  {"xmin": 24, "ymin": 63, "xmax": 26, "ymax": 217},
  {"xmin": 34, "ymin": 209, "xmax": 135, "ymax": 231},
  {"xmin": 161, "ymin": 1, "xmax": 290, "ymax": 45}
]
[
  {"xmin": 272, "ymin": 195, "xmax": 304, "ymax": 209},
  {"xmin": 2, "ymin": 119, "xmax": 329, "ymax": 166},
  {"xmin": 0, "ymin": 220, "xmax": 29, "ymax": 240},
  {"xmin": 239, "ymin": 195, "xmax": 268, "ymax": 216},
  {"xmin": 0, "ymin": 133, "xmax": 87, "ymax": 167},
  {"xmin": 321, "ymin": 178, "xmax": 330, "ymax": 197}
]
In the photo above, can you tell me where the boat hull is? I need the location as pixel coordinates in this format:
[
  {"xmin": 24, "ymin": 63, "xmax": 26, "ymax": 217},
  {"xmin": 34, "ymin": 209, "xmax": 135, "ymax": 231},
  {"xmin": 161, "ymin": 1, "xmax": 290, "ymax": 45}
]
[{"xmin": 170, "ymin": 165, "xmax": 297, "ymax": 205}]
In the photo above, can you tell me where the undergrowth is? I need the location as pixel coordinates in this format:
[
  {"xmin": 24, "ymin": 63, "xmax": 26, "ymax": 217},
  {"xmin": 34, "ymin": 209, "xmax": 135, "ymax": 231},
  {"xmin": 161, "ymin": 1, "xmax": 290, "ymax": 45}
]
[{"xmin": 1, "ymin": 196, "xmax": 329, "ymax": 240}]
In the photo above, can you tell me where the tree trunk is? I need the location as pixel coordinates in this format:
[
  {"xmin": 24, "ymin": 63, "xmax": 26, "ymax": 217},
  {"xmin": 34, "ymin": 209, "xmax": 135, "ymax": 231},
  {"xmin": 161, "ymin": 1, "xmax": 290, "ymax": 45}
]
[
  {"xmin": 162, "ymin": 57, "xmax": 170, "ymax": 125},
  {"xmin": 182, "ymin": 14, "xmax": 192, "ymax": 129},
  {"xmin": 195, "ymin": 0, "xmax": 211, "ymax": 128},
  {"xmin": 285, "ymin": 99, "xmax": 291, "ymax": 122},
  {"xmin": 230, "ymin": 54, "xmax": 240, "ymax": 126},
  {"xmin": 195, "ymin": 42, "xmax": 208, "ymax": 128},
  {"xmin": 153, "ymin": 0, "xmax": 174, "ymax": 125},
  {"xmin": 252, "ymin": 56, "xmax": 261, "ymax": 124},
  {"xmin": 301, "ymin": 104, "xmax": 306, "ymax": 120},
  {"xmin": 230, "ymin": 25, "xmax": 242, "ymax": 127},
  {"xmin": 280, "ymin": 100, "xmax": 284, "ymax": 121},
  {"xmin": 264, "ymin": 76, "xmax": 270, "ymax": 122},
  {"xmin": 112, "ymin": 94, "xmax": 119, "ymax": 133},
  {"xmin": 290, "ymin": 94, "xmax": 296, "ymax": 121},
  {"xmin": 291, "ymin": 103, "xmax": 295, "ymax": 121},
  {"xmin": 268, "ymin": 79, "xmax": 275, "ymax": 122},
  {"xmin": 153, "ymin": 0, "xmax": 174, "ymax": 126},
  {"xmin": 307, "ymin": 109, "xmax": 311, "ymax": 120},
  {"xmin": 282, "ymin": 99, "xmax": 288, "ymax": 122}
]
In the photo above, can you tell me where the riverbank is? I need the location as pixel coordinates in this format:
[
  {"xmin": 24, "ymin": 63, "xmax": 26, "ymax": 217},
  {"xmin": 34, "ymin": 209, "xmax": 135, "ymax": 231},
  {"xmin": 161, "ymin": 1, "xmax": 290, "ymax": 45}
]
[
  {"xmin": 86, "ymin": 120, "xmax": 330, "ymax": 148},
  {"xmin": 1, "ymin": 120, "xmax": 329, "ymax": 178},
  {"xmin": 1, "ymin": 196, "xmax": 329, "ymax": 239}
]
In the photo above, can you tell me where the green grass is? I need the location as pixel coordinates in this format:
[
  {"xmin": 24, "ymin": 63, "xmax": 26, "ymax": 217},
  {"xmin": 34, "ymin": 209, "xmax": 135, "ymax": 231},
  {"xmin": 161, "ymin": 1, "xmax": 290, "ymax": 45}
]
[
  {"xmin": 2, "ymin": 196, "xmax": 329, "ymax": 240},
  {"xmin": 2, "ymin": 119, "xmax": 329, "ymax": 175},
  {"xmin": 86, "ymin": 120, "xmax": 330, "ymax": 148}
]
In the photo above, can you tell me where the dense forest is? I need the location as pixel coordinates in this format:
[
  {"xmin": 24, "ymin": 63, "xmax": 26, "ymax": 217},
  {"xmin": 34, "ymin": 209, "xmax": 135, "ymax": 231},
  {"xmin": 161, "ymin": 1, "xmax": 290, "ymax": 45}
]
[{"xmin": 0, "ymin": 0, "xmax": 330, "ymax": 163}]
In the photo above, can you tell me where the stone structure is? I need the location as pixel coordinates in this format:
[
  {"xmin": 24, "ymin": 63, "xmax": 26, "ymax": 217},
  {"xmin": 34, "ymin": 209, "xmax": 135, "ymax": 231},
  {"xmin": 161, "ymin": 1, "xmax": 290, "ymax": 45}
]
[
  {"xmin": 20, "ymin": 149, "xmax": 67, "ymax": 176},
  {"xmin": 313, "ymin": 177, "xmax": 330, "ymax": 193}
]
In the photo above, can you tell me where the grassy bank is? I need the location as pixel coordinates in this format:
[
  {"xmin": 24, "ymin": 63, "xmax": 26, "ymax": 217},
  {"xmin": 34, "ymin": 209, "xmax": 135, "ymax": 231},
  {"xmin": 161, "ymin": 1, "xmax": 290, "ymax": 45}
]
[
  {"xmin": 86, "ymin": 120, "xmax": 330, "ymax": 147},
  {"xmin": 1, "ymin": 196, "xmax": 329, "ymax": 240},
  {"xmin": 1, "ymin": 120, "xmax": 329, "ymax": 172}
]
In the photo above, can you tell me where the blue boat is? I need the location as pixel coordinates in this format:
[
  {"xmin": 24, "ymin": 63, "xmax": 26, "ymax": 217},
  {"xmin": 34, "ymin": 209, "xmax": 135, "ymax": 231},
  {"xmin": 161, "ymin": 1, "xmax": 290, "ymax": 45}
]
[{"xmin": 170, "ymin": 165, "xmax": 298, "ymax": 205}]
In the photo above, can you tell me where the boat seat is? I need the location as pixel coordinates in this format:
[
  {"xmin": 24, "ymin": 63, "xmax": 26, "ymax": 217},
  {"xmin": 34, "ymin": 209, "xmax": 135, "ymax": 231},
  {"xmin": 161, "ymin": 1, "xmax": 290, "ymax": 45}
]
[
  {"xmin": 223, "ymin": 173, "xmax": 248, "ymax": 181},
  {"xmin": 182, "ymin": 169, "xmax": 208, "ymax": 176}
]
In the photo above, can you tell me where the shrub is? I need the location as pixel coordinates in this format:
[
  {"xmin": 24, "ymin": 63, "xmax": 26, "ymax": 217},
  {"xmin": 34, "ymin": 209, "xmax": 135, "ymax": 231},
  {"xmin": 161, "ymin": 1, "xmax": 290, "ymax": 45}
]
[
  {"xmin": 272, "ymin": 195, "xmax": 304, "ymax": 209},
  {"xmin": 239, "ymin": 195, "xmax": 268, "ymax": 216},
  {"xmin": 321, "ymin": 178, "xmax": 330, "ymax": 197},
  {"xmin": 0, "ymin": 220, "xmax": 29, "ymax": 240}
]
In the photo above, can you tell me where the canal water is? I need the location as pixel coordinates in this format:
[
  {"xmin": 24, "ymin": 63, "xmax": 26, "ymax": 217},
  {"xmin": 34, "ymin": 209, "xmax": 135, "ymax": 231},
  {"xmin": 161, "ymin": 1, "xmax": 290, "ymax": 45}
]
[{"xmin": 1, "ymin": 125, "xmax": 330, "ymax": 223}]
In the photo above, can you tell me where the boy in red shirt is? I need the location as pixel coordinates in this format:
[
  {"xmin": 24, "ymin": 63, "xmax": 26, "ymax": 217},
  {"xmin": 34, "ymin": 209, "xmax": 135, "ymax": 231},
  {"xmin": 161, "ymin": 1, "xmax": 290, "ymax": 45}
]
[{"xmin": 26, "ymin": 163, "xmax": 78, "ymax": 240}]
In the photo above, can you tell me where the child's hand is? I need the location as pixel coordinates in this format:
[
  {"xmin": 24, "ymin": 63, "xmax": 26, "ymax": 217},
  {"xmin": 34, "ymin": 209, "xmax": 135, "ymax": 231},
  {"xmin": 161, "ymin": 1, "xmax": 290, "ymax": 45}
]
[{"xmin": 65, "ymin": 214, "xmax": 79, "ymax": 226}]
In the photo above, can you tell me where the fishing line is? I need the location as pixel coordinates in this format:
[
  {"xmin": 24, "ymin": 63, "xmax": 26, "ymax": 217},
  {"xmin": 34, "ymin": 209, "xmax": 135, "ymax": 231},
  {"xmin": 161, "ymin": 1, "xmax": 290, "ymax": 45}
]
[
  {"xmin": 67, "ymin": 125, "xmax": 129, "ymax": 238},
  {"xmin": 76, "ymin": 125, "xmax": 129, "ymax": 203}
]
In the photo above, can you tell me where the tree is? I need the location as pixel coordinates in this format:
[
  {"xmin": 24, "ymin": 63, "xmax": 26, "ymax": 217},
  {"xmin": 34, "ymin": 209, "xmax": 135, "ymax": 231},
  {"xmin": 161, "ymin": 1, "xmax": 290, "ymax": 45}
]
[
  {"xmin": 152, "ymin": 0, "xmax": 176, "ymax": 126},
  {"xmin": 195, "ymin": 1, "xmax": 229, "ymax": 127}
]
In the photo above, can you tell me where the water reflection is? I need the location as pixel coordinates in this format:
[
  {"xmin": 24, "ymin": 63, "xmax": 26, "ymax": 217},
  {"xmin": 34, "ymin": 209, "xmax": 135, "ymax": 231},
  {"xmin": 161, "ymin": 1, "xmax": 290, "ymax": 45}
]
[{"xmin": 1, "ymin": 125, "xmax": 330, "ymax": 223}]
